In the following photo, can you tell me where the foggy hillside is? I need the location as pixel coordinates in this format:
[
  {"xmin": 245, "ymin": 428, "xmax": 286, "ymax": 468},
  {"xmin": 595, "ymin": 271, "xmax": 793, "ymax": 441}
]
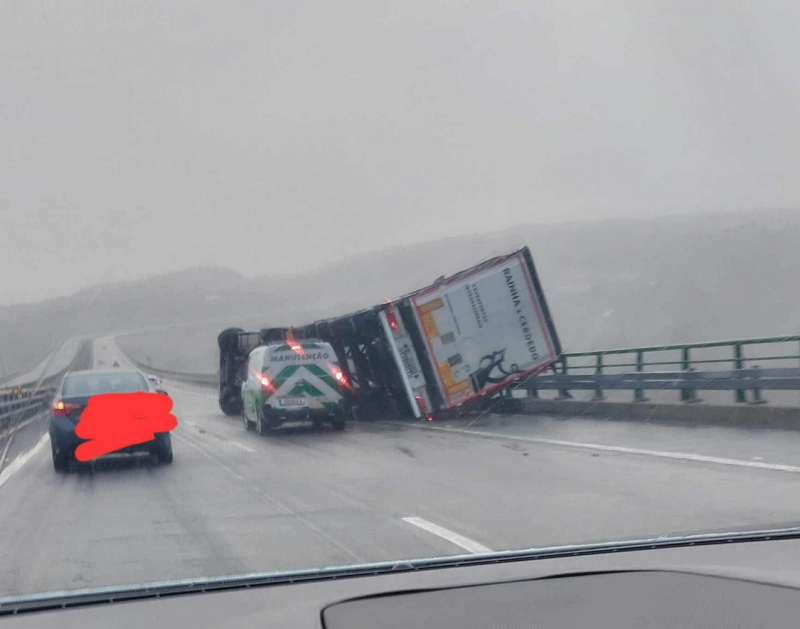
[{"xmin": 3, "ymin": 209, "xmax": 799, "ymax": 379}]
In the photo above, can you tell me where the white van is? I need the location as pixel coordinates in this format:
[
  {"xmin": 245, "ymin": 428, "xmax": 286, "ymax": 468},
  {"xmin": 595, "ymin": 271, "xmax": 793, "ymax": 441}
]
[{"xmin": 240, "ymin": 340, "xmax": 348, "ymax": 434}]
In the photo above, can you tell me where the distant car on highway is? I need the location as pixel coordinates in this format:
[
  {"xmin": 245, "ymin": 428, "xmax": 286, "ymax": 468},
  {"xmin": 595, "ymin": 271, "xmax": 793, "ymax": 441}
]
[
  {"xmin": 49, "ymin": 369, "xmax": 174, "ymax": 472},
  {"xmin": 112, "ymin": 360, "xmax": 120, "ymax": 367},
  {"xmin": 146, "ymin": 374, "xmax": 162, "ymax": 388}
]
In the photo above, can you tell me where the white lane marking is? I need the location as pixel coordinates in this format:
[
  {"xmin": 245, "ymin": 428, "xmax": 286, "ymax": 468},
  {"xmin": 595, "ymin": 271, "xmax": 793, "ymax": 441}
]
[
  {"xmin": 0, "ymin": 433, "xmax": 50, "ymax": 489},
  {"xmin": 229, "ymin": 441, "xmax": 256, "ymax": 453},
  {"xmin": 400, "ymin": 423, "xmax": 800, "ymax": 474},
  {"xmin": 402, "ymin": 516, "xmax": 492, "ymax": 554}
]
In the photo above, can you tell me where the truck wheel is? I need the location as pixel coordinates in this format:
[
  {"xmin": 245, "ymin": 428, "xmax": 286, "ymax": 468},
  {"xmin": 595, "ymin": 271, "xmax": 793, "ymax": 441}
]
[
  {"xmin": 219, "ymin": 391, "xmax": 243, "ymax": 416},
  {"xmin": 217, "ymin": 327, "xmax": 244, "ymax": 350}
]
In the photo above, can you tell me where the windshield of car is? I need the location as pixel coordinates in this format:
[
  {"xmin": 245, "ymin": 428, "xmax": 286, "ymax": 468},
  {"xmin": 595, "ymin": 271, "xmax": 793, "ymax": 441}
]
[
  {"xmin": 63, "ymin": 372, "xmax": 149, "ymax": 397},
  {"xmin": 1, "ymin": 0, "xmax": 800, "ymax": 603}
]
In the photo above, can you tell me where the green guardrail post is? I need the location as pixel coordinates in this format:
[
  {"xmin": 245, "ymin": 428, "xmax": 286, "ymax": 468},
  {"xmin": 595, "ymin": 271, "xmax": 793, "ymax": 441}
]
[
  {"xmin": 680, "ymin": 347, "xmax": 699, "ymax": 403},
  {"xmin": 634, "ymin": 350, "xmax": 649, "ymax": 402},
  {"xmin": 734, "ymin": 343, "xmax": 746, "ymax": 403},
  {"xmin": 750, "ymin": 365, "xmax": 767, "ymax": 405},
  {"xmin": 557, "ymin": 357, "xmax": 572, "ymax": 400},
  {"xmin": 592, "ymin": 354, "xmax": 605, "ymax": 401},
  {"xmin": 528, "ymin": 375, "xmax": 539, "ymax": 399}
]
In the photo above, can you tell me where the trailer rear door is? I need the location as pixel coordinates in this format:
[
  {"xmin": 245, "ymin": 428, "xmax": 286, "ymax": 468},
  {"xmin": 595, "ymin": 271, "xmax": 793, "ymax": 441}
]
[{"xmin": 406, "ymin": 248, "xmax": 561, "ymax": 408}]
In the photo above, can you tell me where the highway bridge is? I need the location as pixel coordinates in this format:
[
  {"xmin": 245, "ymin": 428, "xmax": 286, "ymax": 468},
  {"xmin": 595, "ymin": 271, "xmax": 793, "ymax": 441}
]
[{"xmin": 0, "ymin": 335, "xmax": 799, "ymax": 598}]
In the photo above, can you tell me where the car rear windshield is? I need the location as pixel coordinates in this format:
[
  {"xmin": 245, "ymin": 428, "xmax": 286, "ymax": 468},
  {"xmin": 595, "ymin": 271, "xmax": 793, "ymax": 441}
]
[{"xmin": 63, "ymin": 372, "xmax": 148, "ymax": 397}]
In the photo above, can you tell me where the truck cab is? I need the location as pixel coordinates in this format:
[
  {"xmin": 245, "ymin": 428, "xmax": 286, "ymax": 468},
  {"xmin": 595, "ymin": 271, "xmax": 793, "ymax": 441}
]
[{"xmin": 240, "ymin": 340, "xmax": 348, "ymax": 434}]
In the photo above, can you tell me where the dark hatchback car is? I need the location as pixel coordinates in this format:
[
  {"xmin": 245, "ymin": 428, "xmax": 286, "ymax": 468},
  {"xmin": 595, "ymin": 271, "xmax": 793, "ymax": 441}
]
[{"xmin": 49, "ymin": 369, "xmax": 173, "ymax": 472}]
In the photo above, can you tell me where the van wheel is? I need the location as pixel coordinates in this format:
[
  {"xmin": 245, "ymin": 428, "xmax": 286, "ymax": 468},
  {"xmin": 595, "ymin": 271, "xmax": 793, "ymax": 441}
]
[
  {"xmin": 331, "ymin": 415, "xmax": 346, "ymax": 431},
  {"xmin": 256, "ymin": 408, "xmax": 270, "ymax": 436},
  {"xmin": 243, "ymin": 409, "xmax": 255, "ymax": 431}
]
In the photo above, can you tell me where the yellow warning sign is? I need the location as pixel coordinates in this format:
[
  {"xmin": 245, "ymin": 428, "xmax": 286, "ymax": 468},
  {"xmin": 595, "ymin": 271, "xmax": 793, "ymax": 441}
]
[
  {"xmin": 447, "ymin": 379, "xmax": 472, "ymax": 396},
  {"xmin": 421, "ymin": 312, "xmax": 440, "ymax": 339},
  {"xmin": 418, "ymin": 298, "xmax": 444, "ymax": 315},
  {"xmin": 439, "ymin": 361, "xmax": 454, "ymax": 387}
]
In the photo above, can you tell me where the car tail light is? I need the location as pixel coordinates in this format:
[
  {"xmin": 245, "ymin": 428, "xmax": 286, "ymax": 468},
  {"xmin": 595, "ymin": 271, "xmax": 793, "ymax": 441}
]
[{"xmin": 53, "ymin": 400, "xmax": 81, "ymax": 417}]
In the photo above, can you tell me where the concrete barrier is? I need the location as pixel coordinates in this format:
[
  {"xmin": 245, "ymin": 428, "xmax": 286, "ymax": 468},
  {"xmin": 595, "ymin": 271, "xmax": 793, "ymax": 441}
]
[{"xmin": 517, "ymin": 398, "xmax": 800, "ymax": 431}]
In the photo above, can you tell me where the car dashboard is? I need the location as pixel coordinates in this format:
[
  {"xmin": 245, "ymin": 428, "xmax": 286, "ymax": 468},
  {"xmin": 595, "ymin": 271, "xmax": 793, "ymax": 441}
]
[{"xmin": 2, "ymin": 531, "xmax": 800, "ymax": 628}]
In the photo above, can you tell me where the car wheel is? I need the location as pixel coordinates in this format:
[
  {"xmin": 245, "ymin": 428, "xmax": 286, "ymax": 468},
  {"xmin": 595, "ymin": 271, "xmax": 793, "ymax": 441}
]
[
  {"xmin": 156, "ymin": 433, "xmax": 173, "ymax": 464},
  {"xmin": 52, "ymin": 445, "xmax": 71, "ymax": 473}
]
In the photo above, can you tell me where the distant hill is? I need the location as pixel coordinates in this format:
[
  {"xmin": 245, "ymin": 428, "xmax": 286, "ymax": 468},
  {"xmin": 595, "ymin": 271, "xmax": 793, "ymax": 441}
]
[{"xmin": 4, "ymin": 209, "xmax": 800, "ymax": 377}]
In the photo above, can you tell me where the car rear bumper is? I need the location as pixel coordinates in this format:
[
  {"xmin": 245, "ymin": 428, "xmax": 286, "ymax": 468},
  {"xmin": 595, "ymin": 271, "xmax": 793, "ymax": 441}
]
[
  {"xmin": 263, "ymin": 403, "xmax": 345, "ymax": 425},
  {"xmin": 49, "ymin": 416, "xmax": 83, "ymax": 451},
  {"xmin": 49, "ymin": 416, "xmax": 170, "ymax": 455}
]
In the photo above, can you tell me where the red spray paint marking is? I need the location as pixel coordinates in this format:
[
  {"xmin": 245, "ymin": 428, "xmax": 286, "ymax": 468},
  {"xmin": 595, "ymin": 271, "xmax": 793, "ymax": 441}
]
[{"xmin": 74, "ymin": 392, "xmax": 178, "ymax": 462}]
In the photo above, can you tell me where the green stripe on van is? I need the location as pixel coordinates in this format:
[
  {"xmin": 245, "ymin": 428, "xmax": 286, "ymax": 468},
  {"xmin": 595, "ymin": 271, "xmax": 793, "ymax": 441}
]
[
  {"xmin": 305, "ymin": 364, "xmax": 338, "ymax": 390},
  {"xmin": 286, "ymin": 381, "xmax": 326, "ymax": 397},
  {"xmin": 271, "ymin": 365, "xmax": 300, "ymax": 390}
]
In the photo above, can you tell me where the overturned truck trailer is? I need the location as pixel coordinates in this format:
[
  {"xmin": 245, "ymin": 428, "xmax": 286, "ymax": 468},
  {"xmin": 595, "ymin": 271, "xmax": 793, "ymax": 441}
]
[{"xmin": 218, "ymin": 247, "xmax": 562, "ymax": 419}]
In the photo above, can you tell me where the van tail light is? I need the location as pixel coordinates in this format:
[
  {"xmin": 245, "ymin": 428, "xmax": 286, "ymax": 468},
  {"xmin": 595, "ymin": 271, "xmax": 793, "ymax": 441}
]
[
  {"xmin": 257, "ymin": 373, "xmax": 273, "ymax": 393},
  {"xmin": 53, "ymin": 400, "xmax": 81, "ymax": 417}
]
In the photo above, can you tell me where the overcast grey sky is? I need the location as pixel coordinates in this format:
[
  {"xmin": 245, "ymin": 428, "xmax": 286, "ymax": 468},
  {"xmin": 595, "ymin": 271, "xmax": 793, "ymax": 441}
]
[{"xmin": 2, "ymin": 1, "xmax": 799, "ymax": 305}]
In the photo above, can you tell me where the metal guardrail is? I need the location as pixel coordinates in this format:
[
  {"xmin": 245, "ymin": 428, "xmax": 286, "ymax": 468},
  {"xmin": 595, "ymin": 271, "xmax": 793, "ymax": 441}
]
[
  {"xmin": 527, "ymin": 335, "xmax": 800, "ymax": 404},
  {"xmin": 522, "ymin": 367, "xmax": 800, "ymax": 404},
  {"xmin": 0, "ymin": 341, "xmax": 93, "ymax": 430},
  {"xmin": 117, "ymin": 334, "xmax": 800, "ymax": 407},
  {"xmin": 0, "ymin": 380, "xmax": 61, "ymax": 431},
  {"xmin": 119, "ymin": 355, "xmax": 217, "ymax": 388},
  {"xmin": 0, "ymin": 389, "xmax": 56, "ymax": 426}
]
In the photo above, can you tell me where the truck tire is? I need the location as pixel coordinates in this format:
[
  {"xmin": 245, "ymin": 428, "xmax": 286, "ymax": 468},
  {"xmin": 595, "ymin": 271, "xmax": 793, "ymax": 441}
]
[
  {"xmin": 218, "ymin": 327, "xmax": 244, "ymax": 416},
  {"xmin": 217, "ymin": 327, "xmax": 244, "ymax": 350},
  {"xmin": 219, "ymin": 391, "xmax": 243, "ymax": 416}
]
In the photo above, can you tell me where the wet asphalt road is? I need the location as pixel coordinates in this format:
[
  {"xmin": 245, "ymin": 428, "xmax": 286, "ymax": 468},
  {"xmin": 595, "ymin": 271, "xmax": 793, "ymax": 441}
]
[{"xmin": 1, "ymin": 338, "xmax": 799, "ymax": 598}]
